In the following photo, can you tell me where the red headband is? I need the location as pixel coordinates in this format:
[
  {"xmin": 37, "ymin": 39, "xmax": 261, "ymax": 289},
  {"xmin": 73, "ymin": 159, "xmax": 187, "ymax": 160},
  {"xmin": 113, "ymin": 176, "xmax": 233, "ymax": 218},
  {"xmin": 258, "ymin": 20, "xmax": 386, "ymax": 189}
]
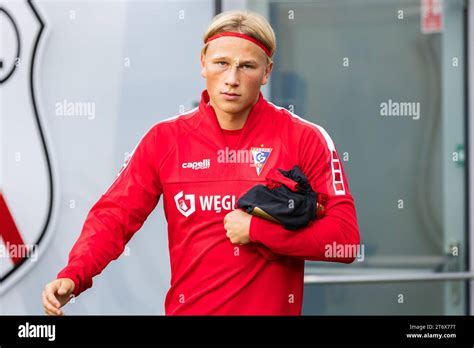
[{"xmin": 205, "ymin": 32, "xmax": 271, "ymax": 57}]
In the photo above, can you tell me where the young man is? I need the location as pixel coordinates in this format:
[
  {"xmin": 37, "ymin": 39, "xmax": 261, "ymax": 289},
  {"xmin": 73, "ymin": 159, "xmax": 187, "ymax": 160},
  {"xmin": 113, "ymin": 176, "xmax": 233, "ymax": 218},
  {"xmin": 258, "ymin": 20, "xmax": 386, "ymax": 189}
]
[{"xmin": 42, "ymin": 10, "xmax": 360, "ymax": 316}]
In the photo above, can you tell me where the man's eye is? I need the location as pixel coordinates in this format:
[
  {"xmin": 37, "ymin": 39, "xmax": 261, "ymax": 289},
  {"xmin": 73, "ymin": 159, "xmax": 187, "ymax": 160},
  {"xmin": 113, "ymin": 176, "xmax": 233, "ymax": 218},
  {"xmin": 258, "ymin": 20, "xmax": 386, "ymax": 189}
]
[
  {"xmin": 242, "ymin": 64, "xmax": 255, "ymax": 69},
  {"xmin": 216, "ymin": 61, "xmax": 228, "ymax": 66}
]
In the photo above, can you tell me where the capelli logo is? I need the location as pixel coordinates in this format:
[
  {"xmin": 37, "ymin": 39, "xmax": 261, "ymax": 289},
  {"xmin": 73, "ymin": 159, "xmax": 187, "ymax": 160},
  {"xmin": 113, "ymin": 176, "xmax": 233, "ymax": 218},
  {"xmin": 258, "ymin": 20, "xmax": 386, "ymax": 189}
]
[{"xmin": 181, "ymin": 159, "xmax": 210, "ymax": 170}]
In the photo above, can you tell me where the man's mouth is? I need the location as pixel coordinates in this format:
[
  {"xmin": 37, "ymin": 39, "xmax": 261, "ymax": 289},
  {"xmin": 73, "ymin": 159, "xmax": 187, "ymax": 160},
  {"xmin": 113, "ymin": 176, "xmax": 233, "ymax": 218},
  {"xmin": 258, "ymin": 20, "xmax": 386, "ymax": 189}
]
[{"xmin": 222, "ymin": 92, "xmax": 241, "ymax": 96}]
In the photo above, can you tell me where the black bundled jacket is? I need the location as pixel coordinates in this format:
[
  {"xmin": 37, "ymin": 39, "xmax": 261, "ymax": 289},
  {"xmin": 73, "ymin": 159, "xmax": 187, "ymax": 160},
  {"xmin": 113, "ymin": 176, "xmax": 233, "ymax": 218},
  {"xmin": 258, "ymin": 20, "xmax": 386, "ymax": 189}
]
[{"xmin": 237, "ymin": 165, "xmax": 328, "ymax": 230}]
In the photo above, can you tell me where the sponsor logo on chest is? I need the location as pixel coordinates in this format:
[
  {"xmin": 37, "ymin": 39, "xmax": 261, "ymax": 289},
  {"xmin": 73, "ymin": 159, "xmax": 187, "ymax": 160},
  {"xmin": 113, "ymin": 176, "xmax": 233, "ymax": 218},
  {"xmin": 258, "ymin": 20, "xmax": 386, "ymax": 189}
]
[{"xmin": 174, "ymin": 191, "xmax": 237, "ymax": 217}]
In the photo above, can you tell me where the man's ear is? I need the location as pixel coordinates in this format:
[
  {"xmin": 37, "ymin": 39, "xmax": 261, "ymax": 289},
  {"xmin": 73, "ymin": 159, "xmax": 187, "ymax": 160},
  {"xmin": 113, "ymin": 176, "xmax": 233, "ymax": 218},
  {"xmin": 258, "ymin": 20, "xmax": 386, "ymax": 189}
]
[
  {"xmin": 200, "ymin": 53, "xmax": 207, "ymax": 79},
  {"xmin": 261, "ymin": 60, "xmax": 274, "ymax": 86}
]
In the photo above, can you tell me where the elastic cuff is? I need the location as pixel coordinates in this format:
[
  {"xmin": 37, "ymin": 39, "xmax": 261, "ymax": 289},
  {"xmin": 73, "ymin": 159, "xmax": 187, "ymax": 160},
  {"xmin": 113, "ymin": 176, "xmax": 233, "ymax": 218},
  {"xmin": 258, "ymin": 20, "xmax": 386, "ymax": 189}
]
[
  {"xmin": 249, "ymin": 215, "xmax": 261, "ymax": 243},
  {"xmin": 56, "ymin": 271, "xmax": 81, "ymax": 298}
]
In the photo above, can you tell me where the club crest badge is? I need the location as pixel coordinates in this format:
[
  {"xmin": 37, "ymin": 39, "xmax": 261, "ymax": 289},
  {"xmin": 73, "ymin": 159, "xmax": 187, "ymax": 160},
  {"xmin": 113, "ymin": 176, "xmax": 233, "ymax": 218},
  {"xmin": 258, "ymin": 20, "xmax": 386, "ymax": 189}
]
[{"xmin": 250, "ymin": 147, "xmax": 272, "ymax": 176}]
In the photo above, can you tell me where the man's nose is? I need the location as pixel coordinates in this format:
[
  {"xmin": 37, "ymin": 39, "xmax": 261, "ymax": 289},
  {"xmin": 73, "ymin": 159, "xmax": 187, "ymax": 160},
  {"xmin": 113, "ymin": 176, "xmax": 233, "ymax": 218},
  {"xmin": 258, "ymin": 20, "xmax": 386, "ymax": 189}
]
[{"xmin": 225, "ymin": 65, "xmax": 240, "ymax": 87}]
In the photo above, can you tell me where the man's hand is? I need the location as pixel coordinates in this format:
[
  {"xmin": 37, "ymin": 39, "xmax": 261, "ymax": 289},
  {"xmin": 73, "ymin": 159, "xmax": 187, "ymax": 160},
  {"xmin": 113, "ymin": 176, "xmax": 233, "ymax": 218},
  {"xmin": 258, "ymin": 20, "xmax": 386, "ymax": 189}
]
[
  {"xmin": 224, "ymin": 209, "xmax": 252, "ymax": 245},
  {"xmin": 42, "ymin": 278, "xmax": 75, "ymax": 316}
]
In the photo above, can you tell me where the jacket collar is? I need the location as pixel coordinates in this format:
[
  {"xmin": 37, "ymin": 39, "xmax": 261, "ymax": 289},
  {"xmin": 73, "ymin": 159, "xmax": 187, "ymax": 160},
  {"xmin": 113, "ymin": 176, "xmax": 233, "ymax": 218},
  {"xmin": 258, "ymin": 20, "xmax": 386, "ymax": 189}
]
[{"xmin": 197, "ymin": 89, "xmax": 267, "ymax": 149}]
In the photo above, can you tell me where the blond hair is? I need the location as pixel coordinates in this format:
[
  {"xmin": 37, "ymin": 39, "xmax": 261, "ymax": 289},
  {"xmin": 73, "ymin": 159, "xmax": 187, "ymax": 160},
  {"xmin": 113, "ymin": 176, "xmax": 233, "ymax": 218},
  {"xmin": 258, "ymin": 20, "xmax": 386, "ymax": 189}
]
[{"xmin": 201, "ymin": 10, "xmax": 276, "ymax": 63}]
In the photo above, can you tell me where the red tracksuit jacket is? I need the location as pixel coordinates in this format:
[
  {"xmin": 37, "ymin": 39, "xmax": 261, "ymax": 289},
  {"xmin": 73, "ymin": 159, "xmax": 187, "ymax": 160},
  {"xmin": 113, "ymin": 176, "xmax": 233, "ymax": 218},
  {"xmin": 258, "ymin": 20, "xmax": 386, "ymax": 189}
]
[{"xmin": 57, "ymin": 89, "xmax": 360, "ymax": 315}]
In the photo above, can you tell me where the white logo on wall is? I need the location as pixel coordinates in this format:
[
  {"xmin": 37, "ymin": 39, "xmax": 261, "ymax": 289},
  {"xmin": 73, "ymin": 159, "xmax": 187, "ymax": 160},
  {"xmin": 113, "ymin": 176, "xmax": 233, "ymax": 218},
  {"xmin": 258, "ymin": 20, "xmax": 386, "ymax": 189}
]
[{"xmin": 0, "ymin": 1, "xmax": 57, "ymax": 294}]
